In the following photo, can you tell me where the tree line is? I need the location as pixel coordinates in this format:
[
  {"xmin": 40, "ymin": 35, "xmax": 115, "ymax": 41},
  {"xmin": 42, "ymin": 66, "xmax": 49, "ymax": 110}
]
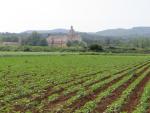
[{"xmin": 1, "ymin": 31, "xmax": 150, "ymax": 49}]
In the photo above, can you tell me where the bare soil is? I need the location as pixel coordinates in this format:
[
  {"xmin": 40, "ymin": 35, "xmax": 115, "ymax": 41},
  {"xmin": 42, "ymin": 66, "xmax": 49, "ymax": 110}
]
[{"xmin": 94, "ymin": 65, "xmax": 149, "ymax": 113}]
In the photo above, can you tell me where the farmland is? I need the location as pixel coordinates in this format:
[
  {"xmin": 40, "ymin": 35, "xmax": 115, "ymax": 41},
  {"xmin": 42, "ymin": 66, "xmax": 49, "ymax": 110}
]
[{"xmin": 0, "ymin": 53, "xmax": 150, "ymax": 113}]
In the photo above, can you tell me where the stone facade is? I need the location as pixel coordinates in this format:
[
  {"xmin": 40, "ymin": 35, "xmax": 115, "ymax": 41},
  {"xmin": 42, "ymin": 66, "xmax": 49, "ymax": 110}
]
[
  {"xmin": 47, "ymin": 35, "xmax": 68, "ymax": 47},
  {"xmin": 47, "ymin": 26, "xmax": 82, "ymax": 47}
]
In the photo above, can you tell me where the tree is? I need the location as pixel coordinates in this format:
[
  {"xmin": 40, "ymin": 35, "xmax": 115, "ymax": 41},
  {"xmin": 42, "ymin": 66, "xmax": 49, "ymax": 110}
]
[
  {"xmin": 89, "ymin": 44, "xmax": 103, "ymax": 52},
  {"xmin": 38, "ymin": 38, "xmax": 48, "ymax": 46},
  {"xmin": 28, "ymin": 31, "xmax": 40, "ymax": 46},
  {"xmin": 22, "ymin": 31, "xmax": 48, "ymax": 46},
  {"xmin": 67, "ymin": 40, "xmax": 87, "ymax": 48}
]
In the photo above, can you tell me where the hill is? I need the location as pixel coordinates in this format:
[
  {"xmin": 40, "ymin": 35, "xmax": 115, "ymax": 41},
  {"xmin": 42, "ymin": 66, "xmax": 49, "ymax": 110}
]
[
  {"xmin": 22, "ymin": 27, "xmax": 150, "ymax": 39},
  {"xmin": 23, "ymin": 29, "xmax": 69, "ymax": 34},
  {"xmin": 96, "ymin": 27, "xmax": 150, "ymax": 38}
]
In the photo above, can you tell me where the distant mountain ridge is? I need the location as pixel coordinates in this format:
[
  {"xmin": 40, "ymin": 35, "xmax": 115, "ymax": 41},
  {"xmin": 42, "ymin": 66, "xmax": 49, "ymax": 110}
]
[
  {"xmin": 23, "ymin": 29, "xmax": 69, "ymax": 34},
  {"xmin": 22, "ymin": 27, "xmax": 150, "ymax": 38},
  {"xmin": 96, "ymin": 27, "xmax": 150, "ymax": 38}
]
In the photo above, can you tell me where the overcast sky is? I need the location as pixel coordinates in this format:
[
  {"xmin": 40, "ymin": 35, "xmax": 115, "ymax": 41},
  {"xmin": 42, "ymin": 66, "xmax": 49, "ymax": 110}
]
[{"xmin": 0, "ymin": 0, "xmax": 150, "ymax": 32}]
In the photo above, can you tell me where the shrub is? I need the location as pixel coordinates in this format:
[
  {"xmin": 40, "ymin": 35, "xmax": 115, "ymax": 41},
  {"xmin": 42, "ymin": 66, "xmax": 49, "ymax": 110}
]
[{"xmin": 89, "ymin": 44, "xmax": 103, "ymax": 52}]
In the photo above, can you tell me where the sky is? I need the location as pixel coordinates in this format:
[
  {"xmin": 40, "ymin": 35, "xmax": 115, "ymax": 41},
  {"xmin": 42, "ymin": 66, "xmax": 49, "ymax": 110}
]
[{"xmin": 0, "ymin": 0, "xmax": 150, "ymax": 33}]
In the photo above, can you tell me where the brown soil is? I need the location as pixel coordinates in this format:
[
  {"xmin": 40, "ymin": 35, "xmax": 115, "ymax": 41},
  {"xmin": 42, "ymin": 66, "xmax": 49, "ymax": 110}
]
[
  {"xmin": 39, "ymin": 75, "xmax": 112, "ymax": 112},
  {"xmin": 32, "ymin": 75, "xmax": 95, "ymax": 102},
  {"xmin": 62, "ymin": 71, "xmax": 131, "ymax": 112},
  {"xmin": 39, "ymin": 66, "xmax": 135, "ymax": 112},
  {"xmin": 121, "ymin": 72, "xmax": 150, "ymax": 113},
  {"xmin": 43, "ymin": 91, "xmax": 77, "ymax": 112},
  {"xmin": 29, "ymin": 67, "xmax": 130, "ymax": 105},
  {"xmin": 30, "ymin": 75, "xmax": 94, "ymax": 103},
  {"xmin": 14, "ymin": 105, "xmax": 26, "ymax": 113},
  {"xmin": 94, "ymin": 65, "xmax": 149, "ymax": 113},
  {"xmin": 10, "ymin": 62, "xmax": 147, "ymax": 103},
  {"xmin": 37, "ymin": 75, "xmax": 111, "ymax": 112},
  {"xmin": 15, "ymin": 73, "xmax": 103, "ymax": 112},
  {"xmin": 61, "ymin": 62, "xmax": 149, "ymax": 113},
  {"xmin": 13, "ymin": 62, "xmax": 149, "ymax": 113},
  {"xmin": 60, "ymin": 70, "xmax": 104, "ymax": 85},
  {"xmin": 147, "ymin": 98, "xmax": 150, "ymax": 113},
  {"xmin": 12, "ymin": 70, "xmax": 102, "ymax": 103},
  {"xmin": 12, "ymin": 63, "xmax": 139, "ymax": 104},
  {"xmin": 85, "ymin": 75, "xmax": 111, "ymax": 89}
]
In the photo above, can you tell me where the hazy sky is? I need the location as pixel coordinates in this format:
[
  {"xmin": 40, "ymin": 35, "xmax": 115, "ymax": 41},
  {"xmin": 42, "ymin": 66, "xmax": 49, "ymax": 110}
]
[{"xmin": 0, "ymin": 0, "xmax": 150, "ymax": 32}]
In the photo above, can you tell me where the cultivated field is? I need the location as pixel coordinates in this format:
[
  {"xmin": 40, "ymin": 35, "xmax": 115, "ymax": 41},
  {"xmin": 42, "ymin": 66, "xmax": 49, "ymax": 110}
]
[{"xmin": 0, "ymin": 53, "xmax": 150, "ymax": 113}]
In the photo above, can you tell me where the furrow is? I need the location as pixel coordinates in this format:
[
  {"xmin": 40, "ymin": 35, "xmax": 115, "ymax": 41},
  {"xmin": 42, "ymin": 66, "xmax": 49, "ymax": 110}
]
[
  {"xmin": 40, "ymin": 75, "xmax": 112, "ymax": 112},
  {"xmin": 70, "ymin": 62, "xmax": 150, "ymax": 113},
  {"xmin": 40, "ymin": 66, "xmax": 137, "ymax": 113},
  {"xmin": 104, "ymin": 66, "xmax": 150, "ymax": 113},
  {"xmin": 93, "ymin": 64, "xmax": 150, "ymax": 112},
  {"xmin": 120, "ymin": 68, "xmax": 150, "ymax": 112}
]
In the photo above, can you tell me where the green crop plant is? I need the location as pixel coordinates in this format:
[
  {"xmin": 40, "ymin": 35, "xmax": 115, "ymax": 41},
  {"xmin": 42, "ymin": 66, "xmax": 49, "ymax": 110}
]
[{"xmin": 0, "ymin": 53, "xmax": 149, "ymax": 112}]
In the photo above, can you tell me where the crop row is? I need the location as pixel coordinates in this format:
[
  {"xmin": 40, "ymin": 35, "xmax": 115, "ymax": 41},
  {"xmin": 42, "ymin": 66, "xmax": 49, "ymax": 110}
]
[
  {"xmin": 133, "ymin": 81, "xmax": 150, "ymax": 113},
  {"xmin": 74, "ymin": 65, "xmax": 149, "ymax": 113},
  {"xmin": 47, "ymin": 61, "xmax": 150, "ymax": 112},
  {"xmin": 105, "ymin": 67, "xmax": 150, "ymax": 113},
  {"xmin": 0, "ymin": 55, "xmax": 149, "ymax": 113},
  {"xmin": 11, "ymin": 61, "xmax": 144, "ymax": 112}
]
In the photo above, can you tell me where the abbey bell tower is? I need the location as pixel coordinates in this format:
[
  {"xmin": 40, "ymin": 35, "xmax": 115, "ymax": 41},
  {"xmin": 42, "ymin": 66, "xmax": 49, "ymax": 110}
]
[
  {"xmin": 68, "ymin": 26, "xmax": 75, "ymax": 40},
  {"xmin": 68, "ymin": 26, "xmax": 81, "ymax": 41}
]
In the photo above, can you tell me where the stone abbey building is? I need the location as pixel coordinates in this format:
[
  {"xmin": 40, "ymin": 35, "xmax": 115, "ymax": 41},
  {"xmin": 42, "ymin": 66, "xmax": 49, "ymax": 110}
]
[{"xmin": 46, "ymin": 26, "xmax": 82, "ymax": 47}]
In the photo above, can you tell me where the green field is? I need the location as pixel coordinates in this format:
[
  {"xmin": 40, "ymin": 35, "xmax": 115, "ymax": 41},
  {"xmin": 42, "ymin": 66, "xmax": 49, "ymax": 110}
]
[{"xmin": 0, "ymin": 53, "xmax": 150, "ymax": 113}]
